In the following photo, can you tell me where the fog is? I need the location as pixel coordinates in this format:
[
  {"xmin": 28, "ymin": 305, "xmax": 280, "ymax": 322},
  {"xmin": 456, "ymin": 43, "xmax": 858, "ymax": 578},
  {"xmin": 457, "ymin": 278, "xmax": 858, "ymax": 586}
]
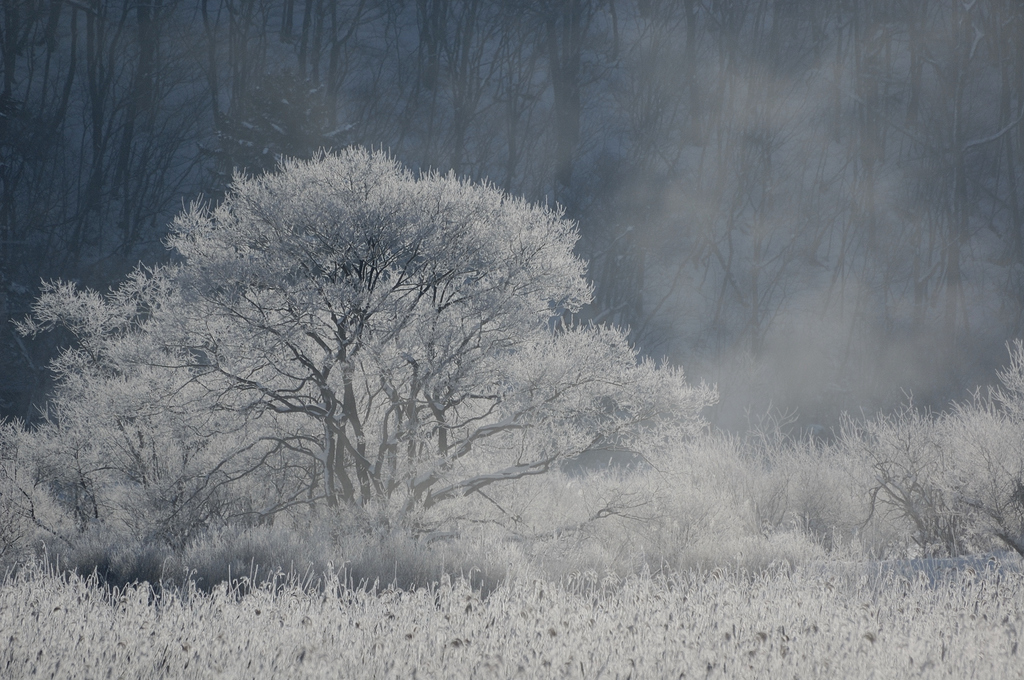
[{"xmin": 2, "ymin": 0, "xmax": 1022, "ymax": 429}]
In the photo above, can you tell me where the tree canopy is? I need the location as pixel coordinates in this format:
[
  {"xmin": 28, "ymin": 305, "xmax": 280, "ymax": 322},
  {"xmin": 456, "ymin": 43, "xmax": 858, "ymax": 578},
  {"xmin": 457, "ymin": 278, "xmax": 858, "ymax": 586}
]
[{"xmin": 17, "ymin": 149, "xmax": 713, "ymax": 544}]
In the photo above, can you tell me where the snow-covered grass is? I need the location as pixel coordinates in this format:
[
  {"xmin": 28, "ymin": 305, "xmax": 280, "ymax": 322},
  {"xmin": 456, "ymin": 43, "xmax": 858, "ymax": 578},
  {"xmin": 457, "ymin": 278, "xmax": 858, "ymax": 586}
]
[{"xmin": 3, "ymin": 558, "xmax": 1021, "ymax": 679}]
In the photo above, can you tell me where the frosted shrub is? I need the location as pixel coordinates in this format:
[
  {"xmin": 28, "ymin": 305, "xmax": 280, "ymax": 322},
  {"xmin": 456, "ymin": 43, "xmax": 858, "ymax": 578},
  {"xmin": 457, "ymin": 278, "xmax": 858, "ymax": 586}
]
[
  {"xmin": 11, "ymin": 295, "xmax": 281, "ymax": 550},
  {"xmin": 831, "ymin": 340, "xmax": 1024, "ymax": 558},
  {"xmin": 173, "ymin": 520, "xmax": 516, "ymax": 595},
  {"xmin": 453, "ymin": 431, "xmax": 834, "ymax": 579},
  {"xmin": 994, "ymin": 339, "xmax": 1024, "ymax": 417},
  {"xmin": 838, "ymin": 406, "xmax": 968, "ymax": 557},
  {"xmin": 763, "ymin": 440, "xmax": 867, "ymax": 551},
  {"xmin": 650, "ymin": 434, "xmax": 833, "ymax": 572},
  {"xmin": 940, "ymin": 403, "xmax": 1024, "ymax": 556},
  {"xmin": 0, "ymin": 420, "xmax": 79, "ymax": 565},
  {"xmin": 0, "ymin": 420, "xmax": 31, "ymax": 561},
  {"xmin": 940, "ymin": 342, "xmax": 1024, "ymax": 557}
]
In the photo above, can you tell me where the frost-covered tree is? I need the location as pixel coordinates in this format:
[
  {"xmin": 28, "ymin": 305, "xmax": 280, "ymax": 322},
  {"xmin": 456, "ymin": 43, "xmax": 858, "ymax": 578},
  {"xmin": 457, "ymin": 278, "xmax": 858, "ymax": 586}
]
[{"xmin": 19, "ymin": 149, "xmax": 713, "ymax": 541}]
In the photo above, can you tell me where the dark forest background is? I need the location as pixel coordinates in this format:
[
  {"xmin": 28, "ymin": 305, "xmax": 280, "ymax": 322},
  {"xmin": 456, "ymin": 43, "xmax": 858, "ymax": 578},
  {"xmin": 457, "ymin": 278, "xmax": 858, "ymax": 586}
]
[{"xmin": 3, "ymin": 0, "xmax": 1023, "ymax": 430}]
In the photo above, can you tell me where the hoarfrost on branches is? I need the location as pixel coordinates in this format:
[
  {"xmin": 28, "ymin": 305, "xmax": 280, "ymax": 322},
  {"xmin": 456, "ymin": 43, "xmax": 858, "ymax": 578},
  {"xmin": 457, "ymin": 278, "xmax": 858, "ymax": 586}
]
[{"xmin": 17, "ymin": 148, "xmax": 714, "ymax": 542}]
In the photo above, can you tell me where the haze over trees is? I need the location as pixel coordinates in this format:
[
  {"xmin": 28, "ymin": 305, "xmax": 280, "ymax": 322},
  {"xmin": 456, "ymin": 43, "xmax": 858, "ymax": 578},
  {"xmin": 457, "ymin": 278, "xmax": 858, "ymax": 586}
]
[{"xmin": 4, "ymin": 0, "xmax": 1024, "ymax": 426}]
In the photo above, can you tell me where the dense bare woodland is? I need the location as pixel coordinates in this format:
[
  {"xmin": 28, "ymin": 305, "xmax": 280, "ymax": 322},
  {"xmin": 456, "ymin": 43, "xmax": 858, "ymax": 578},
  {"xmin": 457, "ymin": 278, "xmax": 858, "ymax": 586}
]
[
  {"xmin": 4, "ymin": 2, "xmax": 1024, "ymax": 677},
  {"xmin": 4, "ymin": 0, "xmax": 1024, "ymax": 422}
]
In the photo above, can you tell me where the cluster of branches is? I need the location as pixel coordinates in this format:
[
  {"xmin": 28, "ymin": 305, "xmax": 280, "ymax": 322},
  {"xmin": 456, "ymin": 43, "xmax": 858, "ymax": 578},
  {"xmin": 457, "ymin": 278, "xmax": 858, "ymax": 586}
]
[
  {"xmin": 4, "ymin": 0, "xmax": 1024, "ymax": 421},
  {"xmin": 838, "ymin": 342, "xmax": 1024, "ymax": 559},
  {"xmin": 3, "ymin": 149, "xmax": 713, "ymax": 547}
]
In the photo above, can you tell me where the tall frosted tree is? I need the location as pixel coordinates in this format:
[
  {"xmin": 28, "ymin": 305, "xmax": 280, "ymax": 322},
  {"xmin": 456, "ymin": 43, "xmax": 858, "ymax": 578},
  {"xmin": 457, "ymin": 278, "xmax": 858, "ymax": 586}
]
[{"xmin": 19, "ymin": 148, "xmax": 713, "ymax": 543}]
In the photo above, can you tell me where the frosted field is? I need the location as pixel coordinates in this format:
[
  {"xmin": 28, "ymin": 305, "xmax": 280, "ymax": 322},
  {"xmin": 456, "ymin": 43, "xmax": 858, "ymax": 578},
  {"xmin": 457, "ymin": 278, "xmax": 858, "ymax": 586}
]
[{"xmin": 2, "ymin": 562, "xmax": 1022, "ymax": 679}]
